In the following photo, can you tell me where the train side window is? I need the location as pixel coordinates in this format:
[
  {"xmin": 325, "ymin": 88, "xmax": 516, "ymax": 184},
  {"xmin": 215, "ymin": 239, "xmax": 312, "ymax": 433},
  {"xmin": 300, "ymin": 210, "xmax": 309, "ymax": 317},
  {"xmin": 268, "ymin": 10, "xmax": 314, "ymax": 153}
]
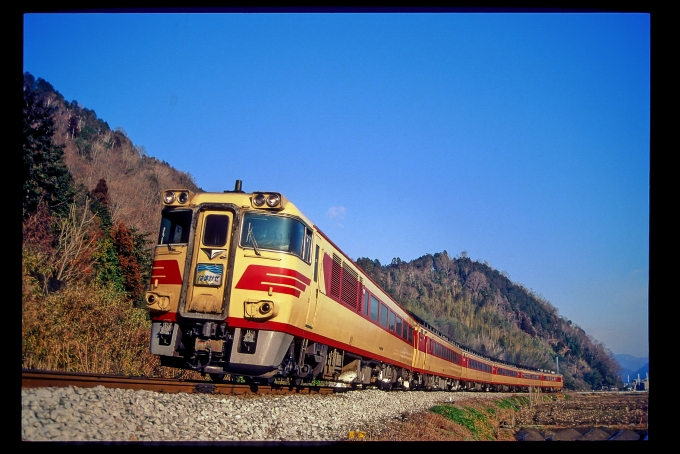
[
  {"xmin": 396, "ymin": 316, "xmax": 402, "ymax": 337},
  {"xmin": 407, "ymin": 326, "xmax": 413, "ymax": 343},
  {"xmin": 370, "ymin": 296, "xmax": 379, "ymax": 322},
  {"xmin": 202, "ymin": 214, "xmax": 230, "ymax": 247},
  {"xmin": 379, "ymin": 304, "xmax": 388, "ymax": 328},
  {"xmin": 388, "ymin": 311, "xmax": 396, "ymax": 332},
  {"xmin": 314, "ymin": 245, "xmax": 319, "ymax": 282},
  {"xmin": 364, "ymin": 292, "xmax": 370, "ymax": 316}
]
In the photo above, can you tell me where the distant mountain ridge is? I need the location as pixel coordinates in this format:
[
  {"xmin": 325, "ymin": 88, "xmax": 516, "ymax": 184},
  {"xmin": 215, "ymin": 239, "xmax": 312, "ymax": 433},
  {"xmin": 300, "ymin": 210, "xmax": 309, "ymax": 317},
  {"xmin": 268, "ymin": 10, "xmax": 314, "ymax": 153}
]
[{"xmin": 614, "ymin": 354, "xmax": 649, "ymax": 382}]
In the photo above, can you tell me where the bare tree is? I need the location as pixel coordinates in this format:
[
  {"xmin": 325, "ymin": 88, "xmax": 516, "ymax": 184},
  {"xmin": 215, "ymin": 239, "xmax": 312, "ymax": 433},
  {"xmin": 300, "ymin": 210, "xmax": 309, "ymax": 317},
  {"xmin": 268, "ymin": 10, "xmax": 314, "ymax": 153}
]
[
  {"xmin": 54, "ymin": 199, "xmax": 99, "ymax": 283},
  {"xmin": 465, "ymin": 271, "xmax": 488, "ymax": 297}
]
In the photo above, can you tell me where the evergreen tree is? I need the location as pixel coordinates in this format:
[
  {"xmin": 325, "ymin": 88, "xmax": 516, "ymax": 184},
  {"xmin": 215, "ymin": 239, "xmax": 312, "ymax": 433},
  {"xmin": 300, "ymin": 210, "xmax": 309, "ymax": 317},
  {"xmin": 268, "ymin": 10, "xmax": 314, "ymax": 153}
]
[
  {"xmin": 85, "ymin": 179, "xmax": 123, "ymax": 291},
  {"xmin": 22, "ymin": 73, "xmax": 74, "ymax": 218},
  {"xmin": 91, "ymin": 178, "xmax": 112, "ymax": 231}
]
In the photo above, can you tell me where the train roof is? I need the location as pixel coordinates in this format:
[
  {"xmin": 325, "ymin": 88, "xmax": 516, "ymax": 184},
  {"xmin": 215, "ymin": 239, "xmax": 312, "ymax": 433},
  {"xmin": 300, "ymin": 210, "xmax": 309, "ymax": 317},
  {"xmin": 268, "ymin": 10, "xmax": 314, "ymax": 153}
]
[{"xmin": 163, "ymin": 186, "xmax": 314, "ymax": 228}]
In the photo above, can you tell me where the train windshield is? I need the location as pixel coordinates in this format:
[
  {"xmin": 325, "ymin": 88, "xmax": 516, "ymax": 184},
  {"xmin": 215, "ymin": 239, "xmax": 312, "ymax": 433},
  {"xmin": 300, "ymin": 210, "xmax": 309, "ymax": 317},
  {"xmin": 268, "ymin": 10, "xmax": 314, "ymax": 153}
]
[
  {"xmin": 240, "ymin": 212, "xmax": 312, "ymax": 262},
  {"xmin": 158, "ymin": 209, "xmax": 192, "ymax": 244}
]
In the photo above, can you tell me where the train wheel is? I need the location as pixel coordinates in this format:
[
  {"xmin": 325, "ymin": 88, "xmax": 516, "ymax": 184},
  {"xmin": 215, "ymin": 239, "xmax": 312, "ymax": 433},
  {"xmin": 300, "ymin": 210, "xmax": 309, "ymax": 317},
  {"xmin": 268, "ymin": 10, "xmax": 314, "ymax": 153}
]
[{"xmin": 379, "ymin": 381, "xmax": 392, "ymax": 391}]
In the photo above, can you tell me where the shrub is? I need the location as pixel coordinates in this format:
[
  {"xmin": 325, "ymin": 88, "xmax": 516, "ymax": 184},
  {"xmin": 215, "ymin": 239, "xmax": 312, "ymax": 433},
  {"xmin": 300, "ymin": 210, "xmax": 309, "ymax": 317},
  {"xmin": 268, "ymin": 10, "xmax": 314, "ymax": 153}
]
[{"xmin": 23, "ymin": 253, "xmax": 158, "ymax": 376}]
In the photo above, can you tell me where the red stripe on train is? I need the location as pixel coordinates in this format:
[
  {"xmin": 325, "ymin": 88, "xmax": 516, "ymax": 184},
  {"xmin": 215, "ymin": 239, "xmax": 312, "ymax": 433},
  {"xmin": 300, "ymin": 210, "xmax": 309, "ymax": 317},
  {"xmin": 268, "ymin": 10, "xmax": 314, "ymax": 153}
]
[
  {"xmin": 227, "ymin": 317, "xmax": 413, "ymax": 371},
  {"xmin": 235, "ymin": 265, "xmax": 311, "ymax": 298},
  {"xmin": 151, "ymin": 260, "xmax": 182, "ymax": 285}
]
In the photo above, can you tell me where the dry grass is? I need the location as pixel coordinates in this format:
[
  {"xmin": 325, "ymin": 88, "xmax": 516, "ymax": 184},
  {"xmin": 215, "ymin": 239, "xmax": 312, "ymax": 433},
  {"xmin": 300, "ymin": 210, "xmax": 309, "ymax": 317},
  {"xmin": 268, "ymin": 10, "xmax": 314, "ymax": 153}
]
[
  {"xmin": 360, "ymin": 392, "xmax": 648, "ymax": 441},
  {"xmin": 22, "ymin": 247, "xmax": 200, "ymax": 379},
  {"xmin": 366, "ymin": 398, "xmax": 519, "ymax": 441}
]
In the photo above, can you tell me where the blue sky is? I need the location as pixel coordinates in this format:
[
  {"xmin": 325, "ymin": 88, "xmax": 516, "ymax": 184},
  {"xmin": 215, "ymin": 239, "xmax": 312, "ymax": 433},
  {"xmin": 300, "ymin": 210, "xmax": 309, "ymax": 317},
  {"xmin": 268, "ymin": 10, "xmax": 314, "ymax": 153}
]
[{"xmin": 23, "ymin": 12, "xmax": 650, "ymax": 358}]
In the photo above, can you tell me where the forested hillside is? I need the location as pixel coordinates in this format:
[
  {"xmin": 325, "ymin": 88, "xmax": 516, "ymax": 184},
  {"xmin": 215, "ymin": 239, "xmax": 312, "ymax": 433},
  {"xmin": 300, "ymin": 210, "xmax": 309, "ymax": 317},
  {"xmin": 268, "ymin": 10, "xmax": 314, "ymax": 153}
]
[
  {"xmin": 21, "ymin": 72, "xmax": 620, "ymax": 389},
  {"xmin": 356, "ymin": 254, "xmax": 621, "ymax": 390},
  {"xmin": 22, "ymin": 72, "xmax": 200, "ymax": 378}
]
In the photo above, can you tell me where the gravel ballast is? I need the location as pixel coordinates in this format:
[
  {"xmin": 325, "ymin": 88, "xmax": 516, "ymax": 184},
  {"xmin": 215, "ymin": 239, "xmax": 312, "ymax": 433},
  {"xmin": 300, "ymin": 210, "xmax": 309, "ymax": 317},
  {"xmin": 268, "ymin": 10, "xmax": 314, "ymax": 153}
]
[{"xmin": 22, "ymin": 386, "xmax": 507, "ymax": 442}]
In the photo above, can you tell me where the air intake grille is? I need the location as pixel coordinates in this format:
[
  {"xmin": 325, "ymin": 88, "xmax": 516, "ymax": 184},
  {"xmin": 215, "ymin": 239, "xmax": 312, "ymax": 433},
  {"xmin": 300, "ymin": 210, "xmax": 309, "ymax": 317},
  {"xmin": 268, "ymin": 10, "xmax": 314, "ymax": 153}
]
[
  {"xmin": 330, "ymin": 253, "xmax": 361, "ymax": 311},
  {"xmin": 341, "ymin": 264, "xmax": 359, "ymax": 310},
  {"xmin": 330, "ymin": 254, "xmax": 342, "ymax": 299}
]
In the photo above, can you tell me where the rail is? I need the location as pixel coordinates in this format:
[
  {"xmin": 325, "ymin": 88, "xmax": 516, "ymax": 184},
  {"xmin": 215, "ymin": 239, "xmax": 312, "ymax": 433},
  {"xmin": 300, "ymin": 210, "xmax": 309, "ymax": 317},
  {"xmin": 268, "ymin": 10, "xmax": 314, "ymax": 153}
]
[{"xmin": 21, "ymin": 369, "xmax": 342, "ymax": 396}]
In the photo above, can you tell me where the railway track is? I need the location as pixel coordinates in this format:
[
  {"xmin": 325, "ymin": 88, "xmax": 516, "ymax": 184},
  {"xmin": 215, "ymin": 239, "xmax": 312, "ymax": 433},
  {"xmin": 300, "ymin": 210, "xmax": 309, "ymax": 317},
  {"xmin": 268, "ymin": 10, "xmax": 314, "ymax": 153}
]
[{"xmin": 21, "ymin": 369, "xmax": 341, "ymax": 396}]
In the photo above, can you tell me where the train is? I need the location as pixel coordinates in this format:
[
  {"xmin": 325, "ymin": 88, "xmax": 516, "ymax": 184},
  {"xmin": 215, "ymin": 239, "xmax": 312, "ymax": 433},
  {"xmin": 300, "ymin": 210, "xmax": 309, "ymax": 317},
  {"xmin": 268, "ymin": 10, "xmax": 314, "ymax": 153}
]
[{"xmin": 146, "ymin": 180, "xmax": 563, "ymax": 392}]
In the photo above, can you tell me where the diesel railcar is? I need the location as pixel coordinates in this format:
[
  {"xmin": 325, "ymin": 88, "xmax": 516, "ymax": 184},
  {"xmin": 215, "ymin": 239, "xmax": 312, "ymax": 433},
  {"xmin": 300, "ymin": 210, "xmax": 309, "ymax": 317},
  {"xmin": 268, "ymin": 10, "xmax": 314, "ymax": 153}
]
[{"xmin": 146, "ymin": 181, "xmax": 562, "ymax": 392}]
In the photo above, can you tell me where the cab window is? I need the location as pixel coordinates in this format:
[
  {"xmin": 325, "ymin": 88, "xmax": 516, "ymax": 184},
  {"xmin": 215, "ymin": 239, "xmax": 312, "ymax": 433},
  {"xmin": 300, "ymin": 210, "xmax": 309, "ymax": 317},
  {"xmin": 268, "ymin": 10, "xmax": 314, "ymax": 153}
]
[
  {"xmin": 158, "ymin": 209, "xmax": 192, "ymax": 244},
  {"xmin": 203, "ymin": 214, "xmax": 230, "ymax": 247},
  {"xmin": 240, "ymin": 212, "xmax": 312, "ymax": 262}
]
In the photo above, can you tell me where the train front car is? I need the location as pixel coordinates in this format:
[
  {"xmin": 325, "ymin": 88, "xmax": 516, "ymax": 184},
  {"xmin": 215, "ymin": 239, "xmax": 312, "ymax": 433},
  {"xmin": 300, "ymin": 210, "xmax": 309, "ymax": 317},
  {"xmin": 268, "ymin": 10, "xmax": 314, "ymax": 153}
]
[{"xmin": 146, "ymin": 182, "xmax": 316, "ymax": 382}]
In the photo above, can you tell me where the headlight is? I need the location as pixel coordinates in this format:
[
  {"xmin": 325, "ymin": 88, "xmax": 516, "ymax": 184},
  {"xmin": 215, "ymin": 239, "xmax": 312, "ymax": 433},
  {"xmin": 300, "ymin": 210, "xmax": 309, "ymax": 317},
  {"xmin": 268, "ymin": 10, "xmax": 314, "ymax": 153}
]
[
  {"xmin": 253, "ymin": 193, "xmax": 266, "ymax": 207},
  {"xmin": 163, "ymin": 191, "xmax": 176, "ymax": 204},
  {"xmin": 178, "ymin": 192, "xmax": 189, "ymax": 204},
  {"xmin": 266, "ymin": 193, "xmax": 280, "ymax": 207}
]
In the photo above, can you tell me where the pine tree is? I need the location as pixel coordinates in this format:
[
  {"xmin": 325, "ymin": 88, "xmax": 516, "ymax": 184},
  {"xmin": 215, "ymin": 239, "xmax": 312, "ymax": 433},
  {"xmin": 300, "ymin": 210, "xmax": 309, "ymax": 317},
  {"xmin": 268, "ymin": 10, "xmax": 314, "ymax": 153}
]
[{"xmin": 22, "ymin": 72, "xmax": 74, "ymax": 218}]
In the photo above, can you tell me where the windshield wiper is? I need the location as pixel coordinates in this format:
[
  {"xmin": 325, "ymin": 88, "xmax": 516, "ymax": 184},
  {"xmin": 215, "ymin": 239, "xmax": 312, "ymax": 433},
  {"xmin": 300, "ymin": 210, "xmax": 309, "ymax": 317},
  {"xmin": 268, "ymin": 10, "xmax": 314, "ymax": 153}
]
[
  {"xmin": 159, "ymin": 226, "xmax": 175, "ymax": 251},
  {"xmin": 246, "ymin": 223, "xmax": 261, "ymax": 256}
]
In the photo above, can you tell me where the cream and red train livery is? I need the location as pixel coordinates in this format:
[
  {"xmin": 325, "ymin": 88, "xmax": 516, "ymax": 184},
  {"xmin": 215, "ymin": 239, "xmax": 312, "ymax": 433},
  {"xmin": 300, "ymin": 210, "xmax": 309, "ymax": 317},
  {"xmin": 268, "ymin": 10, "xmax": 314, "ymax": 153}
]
[{"xmin": 147, "ymin": 181, "xmax": 562, "ymax": 391}]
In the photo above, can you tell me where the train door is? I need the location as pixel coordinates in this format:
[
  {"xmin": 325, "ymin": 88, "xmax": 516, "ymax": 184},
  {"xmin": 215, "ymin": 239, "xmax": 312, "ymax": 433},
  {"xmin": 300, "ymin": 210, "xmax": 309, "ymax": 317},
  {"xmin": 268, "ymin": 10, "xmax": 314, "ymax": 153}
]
[
  {"xmin": 181, "ymin": 209, "xmax": 234, "ymax": 316},
  {"xmin": 305, "ymin": 235, "xmax": 324, "ymax": 329},
  {"xmin": 462, "ymin": 355, "xmax": 468, "ymax": 380},
  {"xmin": 419, "ymin": 333, "xmax": 428, "ymax": 370},
  {"xmin": 410, "ymin": 327, "xmax": 419, "ymax": 370}
]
